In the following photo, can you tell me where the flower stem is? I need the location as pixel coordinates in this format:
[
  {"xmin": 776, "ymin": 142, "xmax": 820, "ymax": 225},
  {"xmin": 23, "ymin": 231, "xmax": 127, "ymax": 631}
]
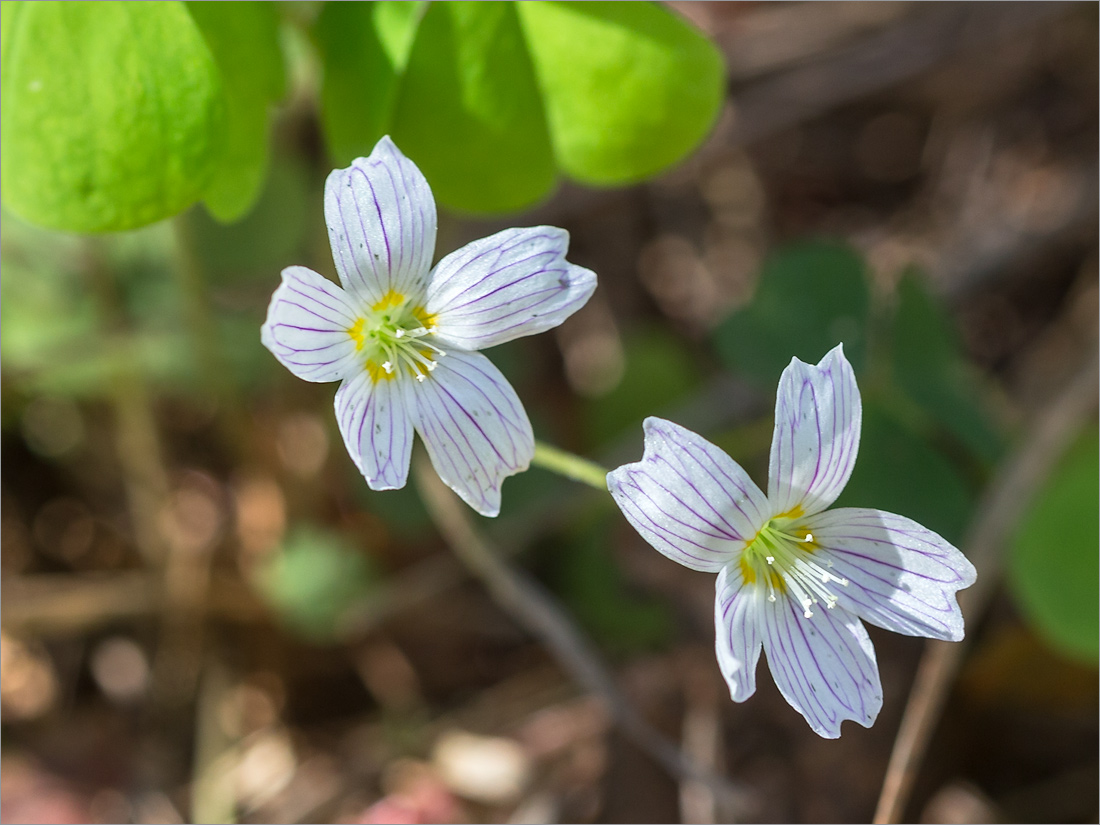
[{"xmin": 531, "ymin": 441, "xmax": 608, "ymax": 491}]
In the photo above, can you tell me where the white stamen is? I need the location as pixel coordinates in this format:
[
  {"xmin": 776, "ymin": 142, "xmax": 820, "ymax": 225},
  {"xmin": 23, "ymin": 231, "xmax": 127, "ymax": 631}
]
[
  {"xmin": 744, "ymin": 520, "xmax": 852, "ymax": 616},
  {"xmin": 382, "ymin": 361, "xmax": 394, "ymax": 373}
]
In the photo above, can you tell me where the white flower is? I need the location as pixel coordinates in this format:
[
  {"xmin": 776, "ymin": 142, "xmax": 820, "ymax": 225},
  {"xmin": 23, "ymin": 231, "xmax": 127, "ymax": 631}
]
[
  {"xmin": 607, "ymin": 345, "xmax": 977, "ymax": 738},
  {"xmin": 262, "ymin": 137, "xmax": 596, "ymax": 517}
]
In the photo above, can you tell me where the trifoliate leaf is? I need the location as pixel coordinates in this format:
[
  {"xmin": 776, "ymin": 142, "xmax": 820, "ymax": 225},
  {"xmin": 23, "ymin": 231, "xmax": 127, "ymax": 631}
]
[{"xmin": 314, "ymin": 0, "xmax": 724, "ymax": 214}]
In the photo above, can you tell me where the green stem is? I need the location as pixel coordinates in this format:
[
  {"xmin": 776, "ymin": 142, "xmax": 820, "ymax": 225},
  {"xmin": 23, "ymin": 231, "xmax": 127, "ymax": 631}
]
[{"xmin": 531, "ymin": 441, "xmax": 609, "ymax": 491}]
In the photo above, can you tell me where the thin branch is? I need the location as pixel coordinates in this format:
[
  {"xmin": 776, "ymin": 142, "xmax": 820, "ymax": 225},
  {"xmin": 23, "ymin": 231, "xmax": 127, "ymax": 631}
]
[
  {"xmin": 412, "ymin": 453, "xmax": 758, "ymax": 820},
  {"xmin": 873, "ymin": 349, "xmax": 1099, "ymax": 824}
]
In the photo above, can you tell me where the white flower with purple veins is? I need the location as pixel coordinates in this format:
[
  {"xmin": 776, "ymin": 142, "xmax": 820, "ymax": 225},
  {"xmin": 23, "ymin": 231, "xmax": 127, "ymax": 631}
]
[
  {"xmin": 261, "ymin": 137, "xmax": 596, "ymax": 517},
  {"xmin": 607, "ymin": 345, "xmax": 976, "ymax": 738}
]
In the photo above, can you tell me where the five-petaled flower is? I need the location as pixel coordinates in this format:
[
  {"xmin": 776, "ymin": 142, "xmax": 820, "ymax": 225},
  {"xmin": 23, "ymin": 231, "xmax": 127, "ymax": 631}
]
[
  {"xmin": 607, "ymin": 345, "xmax": 976, "ymax": 737},
  {"xmin": 262, "ymin": 136, "xmax": 596, "ymax": 516}
]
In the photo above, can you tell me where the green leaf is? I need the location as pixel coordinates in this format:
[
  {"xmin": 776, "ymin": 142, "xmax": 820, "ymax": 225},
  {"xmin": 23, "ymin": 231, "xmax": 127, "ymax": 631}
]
[
  {"xmin": 0, "ymin": 1, "xmax": 19, "ymax": 66},
  {"xmin": 0, "ymin": 1, "xmax": 226, "ymax": 232},
  {"xmin": 517, "ymin": 1, "xmax": 724, "ymax": 185},
  {"xmin": 315, "ymin": 1, "xmax": 425, "ymax": 165},
  {"xmin": 182, "ymin": 153, "xmax": 311, "ymax": 281},
  {"xmin": 313, "ymin": 0, "xmax": 723, "ymax": 213},
  {"xmin": 892, "ymin": 273, "xmax": 1003, "ymax": 464},
  {"xmin": 186, "ymin": 1, "xmax": 286, "ymax": 222},
  {"xmin": 0, "ymin": 215, "xmax": 193, "ymax": 398},
  {"xmin": 390, "ymin": 2, "xmax": 557, "ymax": 213},
  {"xmin": 584, "ymin": 326, "xmax": 703, "ymax": 449},
  {"xmin": 551, "ymin": 516, "xmax": 673, "ymax": 655},
  {"xmin": 253, "ymin": 525, "xmax": 378, "ymax": 643},
  {"xmin": 832, "ymin": 401, "xmax": 974, "ymax": 543},
  {"xmin": 712, "ymin": 240, "xmax": 871, "ymax": 387},
  {"xmin": 1008, "ymin": 430, "xmax": 1099, "ymax": 663}
]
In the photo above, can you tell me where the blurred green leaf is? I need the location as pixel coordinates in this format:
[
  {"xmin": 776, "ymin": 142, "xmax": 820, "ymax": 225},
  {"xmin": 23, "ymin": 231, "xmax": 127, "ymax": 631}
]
[
  {"xmin": 892, "ymin": 273, "xmax": 1003, "ymax": 464},
  {"xmin": 315, "ymin": 1, "xmax": 426, "ymax": 165},
  {"xmin": 0, "ymin": 1, "xmax": 226, "ymax": 232},
  {"xmin": 0, "ymin": 1, "xmax": 17, "ymax": 63},
  {"xmin": 391, "ymin": 2, "xmax": 556, "ymax": 213},
  {"xmin": 712, "ymin": 240, "xmax": 870, "ymax": 387},
  {"xmin": 186, "ymin": 1, "xmax": 286, "ymax": 222},
  {"xmin": 0, "ymin": 218, "xmax": 186, "ymax": 396},
  {"xmin": 516, "ymin": 1, "xmax": 724, "ymax": 185},
  {"xmin": 184, "ymin": 154, "xmax": 311, "ymax": 279},
  {"xmin": 254, "ymin": 525, "xmax": 378, "ymax": 643},
  {"xmin": 1008, "ymin": 430, "xmax": 1099, "ymax": 663},
  {"xmin": 552, "ymin": 516, "xmax": 673, "ymax": 655},
  {"xmin": 584, "ymin": 326, "xmax": 703, "ymax": 449},
  {"xmin": 315, "ymin": 0, "xmax": 723, "ymax": 214},
  {"xmin": 832, "ymin": 401, "xmax": 973, "ymax": 543}
]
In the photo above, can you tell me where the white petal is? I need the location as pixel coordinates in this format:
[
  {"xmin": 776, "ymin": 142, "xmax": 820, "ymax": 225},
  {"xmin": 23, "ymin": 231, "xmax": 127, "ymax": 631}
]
[
  {"xmin": 409, "ymin": 349, "xmax": 534, "ymax": 517},
  {"xmin": 760, "ymin": 598, "xmax": 882, "ymax": 739},
  {"xmin": 334, "ymin": 370, "xmax": 415, "ymax": 491},
  {"xmin": 260, "ymin": 266, "xmax": 361, "ymax": 383},
  {"xmin": 606, "ymin": 418, "xmax": 769, "ymax": 573},
  {"xmin": 425, "ymin": 227, "xmax": 597, "ymax": 351},
  {"xmin": 803, "ymin": 508, "xmax": 976, "ymax": 642},
  {"xmin": 324, "ymin": 136, "xmax": 437, "ymax": 304},
  {"xmin": 715, "ymin": 562, "xmax": 764, "ymax": 702},
  {"xmin": 768, "ymin": 344, "xmax": 861, "ymax": 517}
]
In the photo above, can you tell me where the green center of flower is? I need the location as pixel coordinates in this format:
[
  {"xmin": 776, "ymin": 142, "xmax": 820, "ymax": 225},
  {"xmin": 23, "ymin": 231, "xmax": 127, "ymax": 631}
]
[
  {"xmin": 739, "ymin": 508, "xmax": 848, "ymax": 617},
  {"xmin": 347, "ymin": 289, "xmax": 443, "ymax": 383}
]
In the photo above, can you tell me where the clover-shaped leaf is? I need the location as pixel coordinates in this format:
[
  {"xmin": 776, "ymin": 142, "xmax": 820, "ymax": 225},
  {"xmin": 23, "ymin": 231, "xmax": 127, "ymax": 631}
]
[{"xmin": 316, "ymin": 0, "xmax": 725, "ymax": 214}]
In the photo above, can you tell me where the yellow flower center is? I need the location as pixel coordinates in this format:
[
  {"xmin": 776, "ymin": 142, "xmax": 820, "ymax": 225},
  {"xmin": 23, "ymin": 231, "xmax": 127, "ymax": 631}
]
[
  {"xmin": 346, "ymin": 290, "xmax": 442, "ymax": 383},
  {"xmin": 739, "ymin": 507, "xmax": 848, "ymax": 617}
]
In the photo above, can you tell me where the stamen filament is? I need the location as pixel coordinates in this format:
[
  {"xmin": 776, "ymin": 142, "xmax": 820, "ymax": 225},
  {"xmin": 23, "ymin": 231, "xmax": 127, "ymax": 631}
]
[{"xmin": 741, "ymin": 517, "xmax": 849, "ymax": 616}]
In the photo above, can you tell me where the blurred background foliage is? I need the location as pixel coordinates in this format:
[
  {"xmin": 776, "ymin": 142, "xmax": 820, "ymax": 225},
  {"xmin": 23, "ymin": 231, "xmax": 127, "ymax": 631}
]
[{"xmin": 1, "ymin": 2, "xmax": 1097, "ymax": 824}]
